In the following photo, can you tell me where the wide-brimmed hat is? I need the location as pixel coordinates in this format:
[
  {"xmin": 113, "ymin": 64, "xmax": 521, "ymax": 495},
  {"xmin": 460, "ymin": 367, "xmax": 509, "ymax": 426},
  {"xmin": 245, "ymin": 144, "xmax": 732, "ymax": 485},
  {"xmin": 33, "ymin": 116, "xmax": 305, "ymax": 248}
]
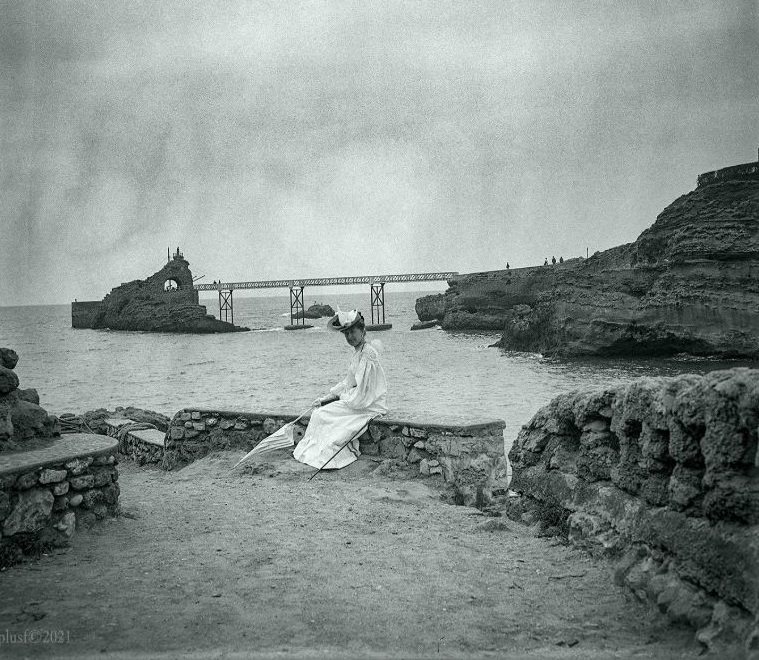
[{"xmin": 328, "ymin": 308, "xmax": 364, "ymax": 332}]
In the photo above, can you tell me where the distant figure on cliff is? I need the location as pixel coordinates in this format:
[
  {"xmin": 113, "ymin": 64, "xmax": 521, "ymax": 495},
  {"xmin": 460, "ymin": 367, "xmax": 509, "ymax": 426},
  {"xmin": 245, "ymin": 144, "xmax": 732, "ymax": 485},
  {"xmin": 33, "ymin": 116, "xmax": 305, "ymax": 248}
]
[
  {"xmin": 506, "ymin": 262, "xmax": 510, "ymax": 269},
  {"xmin": 552, "ymin": 256, "xmax": 556, "ymax": 265},
  {"xmin": 559, "ymin": 256, "xmax": 564, "ymax": 264},
  {"xmin": 293, "ymin": 309, "xmax": 387, "ymax": 471},
  {"xmin": 544, "ymin": 258, "xmax": 548, "ymax": 266}
]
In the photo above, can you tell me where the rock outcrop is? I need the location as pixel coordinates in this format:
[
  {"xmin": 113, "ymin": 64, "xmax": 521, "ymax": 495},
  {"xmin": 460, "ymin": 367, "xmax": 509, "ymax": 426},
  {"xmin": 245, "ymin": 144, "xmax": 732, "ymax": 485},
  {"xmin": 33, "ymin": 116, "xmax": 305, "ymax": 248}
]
[
  {"xmin": 294, "ymin": 303, "xmax": 335, "ymax": 320},
  {"xmin": 505, "ymin": 367, "xmax": 759, "ymax": 655},
  {"xmin": 0, "ymin": 348, "xmax": 61, "ymax": 452},
  {"xmin": 72, "ymin": 250, "xmax": 249, "ymax": 333},
  {"xmin": 417, "ymin": 161, "xmax": 759, "ymax": 357}
]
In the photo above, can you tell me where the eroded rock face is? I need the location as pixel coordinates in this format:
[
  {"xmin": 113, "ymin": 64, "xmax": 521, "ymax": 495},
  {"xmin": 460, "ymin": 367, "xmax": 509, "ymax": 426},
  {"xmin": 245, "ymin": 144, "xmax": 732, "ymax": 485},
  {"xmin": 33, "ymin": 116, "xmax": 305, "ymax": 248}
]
[
  {"xmin": 506, "ymin": 367, "xmax": 759, "ymax": 654},
  {"xmin": 415, "ymin": 294, "xmax": 447, "ymax": 323},
  {"xmin": 74, "ymin": 253, "xmax": 249, "ymax": 333},
  {"xmin": 419, "ymin": 166, "xmax": 759, "ymax": 358},
  {"xmin": 0, "ymin": 348, "xmax": 61, "ymax": 452}
]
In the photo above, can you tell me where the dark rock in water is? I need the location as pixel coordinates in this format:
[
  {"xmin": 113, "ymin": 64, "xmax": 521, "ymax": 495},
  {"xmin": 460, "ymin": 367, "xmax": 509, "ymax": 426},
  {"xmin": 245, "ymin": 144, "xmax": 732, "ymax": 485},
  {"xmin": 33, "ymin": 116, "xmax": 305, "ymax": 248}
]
[
  {"xmin": 411, "ymin": 319, "xmax": 439, "ymax": 330},
  {"xmin": 294, "ymin": 303, "xmax": 335, "ymax": 319},
  {"xmin": 0, "ymin": 348, "xmax": 18, "ymax": 370},
  {"xmin": 417, "ymin": 161, "xmax": 759, "ymax": 358},
  {"xmin": 72, "ymin": 251, "xmax": 249, "ymax": 333},
  {"xmin": 415, "ymin": 295, "xmax": 447, "ymax": 323}
]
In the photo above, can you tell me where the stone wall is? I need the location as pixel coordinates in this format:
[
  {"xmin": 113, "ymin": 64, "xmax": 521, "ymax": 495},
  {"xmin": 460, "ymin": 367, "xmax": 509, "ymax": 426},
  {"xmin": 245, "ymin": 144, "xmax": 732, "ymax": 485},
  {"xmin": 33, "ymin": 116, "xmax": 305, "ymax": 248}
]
[
  {"xmin": 506, "ymin": 367, "xmax": 759, "ymax": 655},
  {"xmin": 697, "ymin": 160, "xmax": 759, "ymax": 188},
  {"xmin": 0, "ymin": 434, "xmax": 119, "ymax": 568},
  {"xmin": 117, "ymin": 425, "xmax": 165, "ymax": 465},
  {"xmin": 164, "ymin": 408, "xmax": 507, "ymax": 507}
]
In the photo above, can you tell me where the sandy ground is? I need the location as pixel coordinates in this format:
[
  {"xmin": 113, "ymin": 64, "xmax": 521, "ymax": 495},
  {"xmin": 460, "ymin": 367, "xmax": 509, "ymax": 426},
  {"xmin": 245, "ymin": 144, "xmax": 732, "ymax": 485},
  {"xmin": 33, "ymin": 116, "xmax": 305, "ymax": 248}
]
[{"xmin": 0, "ymin": 451, "xmax": 702, "ymax": 659}]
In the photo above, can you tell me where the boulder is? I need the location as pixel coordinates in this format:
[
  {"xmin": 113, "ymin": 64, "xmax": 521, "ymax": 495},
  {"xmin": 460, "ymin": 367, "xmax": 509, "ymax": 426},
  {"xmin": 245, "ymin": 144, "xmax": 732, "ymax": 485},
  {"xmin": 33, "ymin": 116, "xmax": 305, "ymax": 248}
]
[
  {"xmin": 0, "ymin": 350, "xmax": 61, "ymax": 452},
  {"xmin": 11, "ymin": 399, "xmax": 53, "ymax": 440},
  {"xmin": 17, "ymin": 388, "xmax": 39, "ymax": 405},
  {"xmin": 0, "ymin": 366, "xmax": 19, "ymax": 394},
  {"xmin": 295, "ymin": 303, "xmax": 334, "ymax": 319},
  {"xmin": 0, "ymin": 398, "xmax": 13, "ymax": 444},
  {"xmin": 0, "ymin": 348, "xmax": 18, "ymax": 369}
]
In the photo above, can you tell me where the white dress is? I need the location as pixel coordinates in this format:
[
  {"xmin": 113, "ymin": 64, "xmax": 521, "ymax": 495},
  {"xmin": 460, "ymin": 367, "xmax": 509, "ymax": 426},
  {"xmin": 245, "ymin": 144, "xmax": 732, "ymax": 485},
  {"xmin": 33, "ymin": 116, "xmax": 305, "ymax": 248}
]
[{"xmin": 293, "ymin": 340, "xmax": 387, "ymax": 470}]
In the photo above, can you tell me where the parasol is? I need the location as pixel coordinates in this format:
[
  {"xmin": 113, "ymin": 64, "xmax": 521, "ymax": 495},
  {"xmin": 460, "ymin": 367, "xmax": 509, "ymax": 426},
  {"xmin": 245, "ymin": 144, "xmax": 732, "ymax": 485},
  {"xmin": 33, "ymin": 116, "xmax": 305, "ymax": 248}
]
[{"xmin": 231, "ymin": 406, "xmax": 314, "ymax": 470}]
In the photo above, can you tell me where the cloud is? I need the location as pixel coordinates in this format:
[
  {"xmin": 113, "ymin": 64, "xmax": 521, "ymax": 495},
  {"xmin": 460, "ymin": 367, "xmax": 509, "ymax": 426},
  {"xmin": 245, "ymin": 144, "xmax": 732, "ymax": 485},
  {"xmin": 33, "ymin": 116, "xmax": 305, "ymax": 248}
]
[{"xmin": 1, "ymin": 0, "xmax": 757, "ymax": 304}]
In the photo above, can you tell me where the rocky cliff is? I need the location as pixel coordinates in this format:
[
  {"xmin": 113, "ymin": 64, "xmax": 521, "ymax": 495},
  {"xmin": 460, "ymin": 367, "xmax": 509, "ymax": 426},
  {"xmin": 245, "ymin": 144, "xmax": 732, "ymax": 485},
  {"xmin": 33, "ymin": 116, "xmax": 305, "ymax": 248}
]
[
  {"xmin": 73, "ymin": 253, "xmax": 249, "ymax": 333},
  {"xmin": 417, "ymin": 162, "xmax": 759, "ymax": 357},
  {"xmin": 505, "ymin": 368, "xmax": 759, "ymax": 654}
]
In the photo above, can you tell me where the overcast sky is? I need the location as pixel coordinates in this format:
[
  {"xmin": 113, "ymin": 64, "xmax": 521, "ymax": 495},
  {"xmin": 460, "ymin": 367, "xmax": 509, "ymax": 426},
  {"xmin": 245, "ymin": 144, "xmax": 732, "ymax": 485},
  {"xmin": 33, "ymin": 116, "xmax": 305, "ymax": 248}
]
[{"xmin": 2, "ymin": 0, "xmax": 757, "ymax": 305}]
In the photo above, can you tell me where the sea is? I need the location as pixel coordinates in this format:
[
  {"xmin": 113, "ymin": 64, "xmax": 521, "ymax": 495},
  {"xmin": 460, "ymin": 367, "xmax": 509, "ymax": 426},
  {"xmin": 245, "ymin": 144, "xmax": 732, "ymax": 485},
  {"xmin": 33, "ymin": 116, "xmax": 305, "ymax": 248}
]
[{"xmin": 1, "ymin": 291, "xmax": 753, "ymax": 454}]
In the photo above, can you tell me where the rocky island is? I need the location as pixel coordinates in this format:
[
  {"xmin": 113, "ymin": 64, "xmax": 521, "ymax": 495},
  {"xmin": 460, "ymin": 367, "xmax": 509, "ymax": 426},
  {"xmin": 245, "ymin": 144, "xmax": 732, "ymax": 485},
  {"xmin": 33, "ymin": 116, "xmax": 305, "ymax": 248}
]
[
  {"xmin": 293, "ymin": 303, "xmax": 335, "ymax": 319},
  {"xmin": 71, "ymin": 249, "xmax": 249, "ymax": 333},
  {"xmin": 416, "ymin": 158, "xmax": 759, "ymax": 358}
]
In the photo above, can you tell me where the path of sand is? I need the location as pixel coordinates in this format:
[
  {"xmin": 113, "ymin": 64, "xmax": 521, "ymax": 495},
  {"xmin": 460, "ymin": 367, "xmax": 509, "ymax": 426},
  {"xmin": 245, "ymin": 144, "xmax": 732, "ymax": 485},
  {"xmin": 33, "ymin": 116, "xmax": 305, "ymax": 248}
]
[{"xmin": 0, "ymin": 452, "xmax": 700, "ymax": 659}]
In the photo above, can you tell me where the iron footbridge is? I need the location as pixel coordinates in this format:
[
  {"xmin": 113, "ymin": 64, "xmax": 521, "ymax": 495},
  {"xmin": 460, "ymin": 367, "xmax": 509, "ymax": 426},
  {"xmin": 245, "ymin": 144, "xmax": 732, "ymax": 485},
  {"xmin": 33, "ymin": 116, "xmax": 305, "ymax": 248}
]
[{"xmin": 194, "ymin": 272, "xmax": 458, "ymax": 330}]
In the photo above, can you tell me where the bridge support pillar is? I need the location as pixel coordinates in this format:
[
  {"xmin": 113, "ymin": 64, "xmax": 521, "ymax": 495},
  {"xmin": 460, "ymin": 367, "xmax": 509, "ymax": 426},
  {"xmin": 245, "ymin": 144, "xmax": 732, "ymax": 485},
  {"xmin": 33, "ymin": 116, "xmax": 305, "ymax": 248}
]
[
  {"xmin": 368, "ymin": 282, "xmax": 392, "ymax": 331},
  {"xmin": 218, "ymin": 289, "xmax": 234, "ymax": 325},
  {"xmin": 286, "ymin": 286, "xmax": 312, "ymax": 330}
]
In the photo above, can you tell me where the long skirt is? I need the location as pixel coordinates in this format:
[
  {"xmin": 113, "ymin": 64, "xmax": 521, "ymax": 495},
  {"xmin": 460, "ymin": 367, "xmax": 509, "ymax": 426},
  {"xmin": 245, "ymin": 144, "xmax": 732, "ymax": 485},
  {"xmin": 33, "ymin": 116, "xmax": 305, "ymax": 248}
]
[{"xmin": 293, "ymin": 401, "xmax": 374, "ymax": 469}]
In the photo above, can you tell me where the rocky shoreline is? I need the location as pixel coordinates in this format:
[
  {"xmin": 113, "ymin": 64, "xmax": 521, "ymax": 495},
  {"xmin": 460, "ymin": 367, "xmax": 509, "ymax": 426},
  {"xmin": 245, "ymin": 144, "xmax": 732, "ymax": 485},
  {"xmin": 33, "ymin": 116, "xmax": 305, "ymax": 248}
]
[{"xmin": 416, "ymin": 160, "xmax": 759, "ymax": 358}]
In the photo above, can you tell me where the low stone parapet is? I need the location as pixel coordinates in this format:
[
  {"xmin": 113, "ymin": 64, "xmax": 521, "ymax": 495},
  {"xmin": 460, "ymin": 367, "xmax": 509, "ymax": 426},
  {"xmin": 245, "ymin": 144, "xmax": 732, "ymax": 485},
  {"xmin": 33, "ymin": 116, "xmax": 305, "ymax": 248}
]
[
  {"xmin": 0, "ymin": 433, "xmax": 119, "ymax": 567},
  {"xmin": 103, "ymin": 418, "xmax": 165, "ymax": 465},
  {"xmin": 506, "ymin": 368, "xmax": 759, "ymax": 655},
  {"xmin": 164, "ymin": 408, "xmax": 507, "ymax": 507}
]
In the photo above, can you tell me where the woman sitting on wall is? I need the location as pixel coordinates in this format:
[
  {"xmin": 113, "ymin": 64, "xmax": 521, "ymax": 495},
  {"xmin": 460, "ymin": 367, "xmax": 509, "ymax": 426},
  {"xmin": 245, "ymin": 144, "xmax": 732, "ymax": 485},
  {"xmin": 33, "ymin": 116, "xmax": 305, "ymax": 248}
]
[{"xmin": 293, "ymin": 309, "xmax": 388, "ymax": 470}]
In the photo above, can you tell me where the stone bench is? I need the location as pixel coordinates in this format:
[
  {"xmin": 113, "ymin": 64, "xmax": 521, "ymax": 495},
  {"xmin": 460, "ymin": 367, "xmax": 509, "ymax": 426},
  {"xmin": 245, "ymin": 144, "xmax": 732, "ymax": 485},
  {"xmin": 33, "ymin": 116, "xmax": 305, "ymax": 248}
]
[
  {"xmin": 0, "ymin": 433, "xmax": 119, "ymax": 567},
  {"xmin": 164, "ymin": 408, "xmax": 508, "ymax": 507},
  {"xmin": 104, "ymin": 418, "xmax": 166, "ymax": 465}
]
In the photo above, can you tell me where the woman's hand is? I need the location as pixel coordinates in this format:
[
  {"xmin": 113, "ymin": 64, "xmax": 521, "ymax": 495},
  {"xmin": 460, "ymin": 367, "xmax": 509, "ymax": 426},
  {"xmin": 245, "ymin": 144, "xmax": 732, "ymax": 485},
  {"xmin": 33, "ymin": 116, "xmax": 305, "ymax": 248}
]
[{"xmin": 313, "ymin": 395, "xmax": 339, "ymax": 408}]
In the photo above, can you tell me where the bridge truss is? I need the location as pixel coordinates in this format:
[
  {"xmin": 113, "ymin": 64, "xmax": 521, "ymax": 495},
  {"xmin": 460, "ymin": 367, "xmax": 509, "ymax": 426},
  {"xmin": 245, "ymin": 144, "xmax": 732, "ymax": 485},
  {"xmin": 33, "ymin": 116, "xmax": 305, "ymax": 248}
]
[
  {"xmin": 194, "ymin": 272, "xmax": 458, "ymax": 330},
  {"xmin": 194, "ymin": 272, "xmax": 458, "ymax": 291}
]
